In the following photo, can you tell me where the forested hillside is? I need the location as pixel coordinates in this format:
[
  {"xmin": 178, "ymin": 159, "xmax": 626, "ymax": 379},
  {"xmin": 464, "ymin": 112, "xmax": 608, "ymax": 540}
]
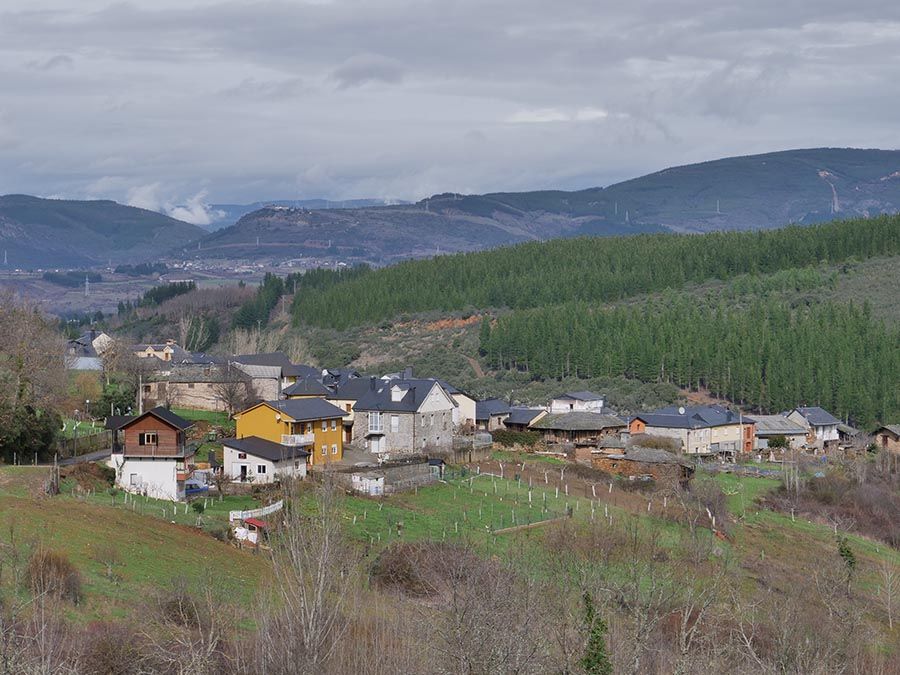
[
  {"xmin": 480, "ymin": 298, "xmax": 899, "ymax": 428},
  {"xmin": 292, "ymin": 216, "xmax": 900, "ymax": 330},
  {"xmin": 288, "ymin": 216, "xmax": 900, "ymax": 427}
]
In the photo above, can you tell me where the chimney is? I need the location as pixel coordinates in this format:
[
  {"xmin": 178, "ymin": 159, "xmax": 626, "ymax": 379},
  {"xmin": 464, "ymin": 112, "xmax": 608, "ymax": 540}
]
[{"xmin": 370, "ymin": 376, "xmax": 377, "ymax": 390}]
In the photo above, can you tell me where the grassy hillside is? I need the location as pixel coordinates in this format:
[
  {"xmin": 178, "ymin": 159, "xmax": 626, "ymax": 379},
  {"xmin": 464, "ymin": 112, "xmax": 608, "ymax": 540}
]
[{"xmin": 0, "ymin": 466, "xmax": 267, "ymax": 622}]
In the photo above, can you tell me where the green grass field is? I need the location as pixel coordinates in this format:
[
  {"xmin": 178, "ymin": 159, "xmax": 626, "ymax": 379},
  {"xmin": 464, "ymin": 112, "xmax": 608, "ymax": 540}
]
[
  {"xmin": 172, "ymin": 407, "xmax": 235, "ymax": 433},
  {"xmin": 0, "ymin": 466, "xmax": 268, "ymax": 622}
]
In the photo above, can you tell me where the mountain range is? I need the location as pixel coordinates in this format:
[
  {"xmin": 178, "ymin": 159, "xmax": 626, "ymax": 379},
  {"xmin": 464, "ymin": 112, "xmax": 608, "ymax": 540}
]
[
  {"xmin": 0, "ymin": 195, "xmax": 205, "ymax": 268},
  {"xmin": 4, "ymin": 147, "xmax": 900, "ymax": 268},
  {"xmin": 206, "ymin": 198, "xmax": 408, "ymax": 230},
  {"xmin": 192, "ymin": 148, "xmax": 900, "ymax": 264}
]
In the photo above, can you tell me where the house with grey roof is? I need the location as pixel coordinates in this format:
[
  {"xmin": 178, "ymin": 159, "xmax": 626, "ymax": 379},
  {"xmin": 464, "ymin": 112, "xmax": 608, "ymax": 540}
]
[
  {"xmin": 503, "ymin": 407, "xmax": 548, "ymax": 432},
  {"xmin": 786, "ymin": 406, "xmax": 841, "ymax": 450},
  {"xmin": 65, "ymin": 330, "xmax": 112, "ymax": 371},
  {"xmin": 549, "ymin": 391, "xmax": 607, "ymax": 414},
  {"xmin": 746, "ymin": 414, "xmax": 807, "ymax": 451},
  {"xmin": 475, "ymin": 398, "xmax": 511, "ymax": 431},
  {"xmin": 222, "ymin": 436, "xmax": 309, "ymax": 483},
  {"xmin": 629, "ymin": 405, "xmax": 755, "ymax": 457},
  {"xmin": 381, "ymin": 368, "xmax": 476, "ymax": 427},
  {"xmin": 283, "ymin": 378, "xmax": 332, "ymax": 398},
  {"xmin": 230, "ymin": 352, "xmax": 319, "ymax": 400},
  {"xmin": 353, "ymin": 379, "xmax": 457, "ymax": 455}
]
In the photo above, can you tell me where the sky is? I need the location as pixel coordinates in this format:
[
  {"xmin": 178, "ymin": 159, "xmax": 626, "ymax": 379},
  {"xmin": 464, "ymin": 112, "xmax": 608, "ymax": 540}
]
[{"xmin": 2, "ymin": 1, "xmax": 900, "ymax": 224}]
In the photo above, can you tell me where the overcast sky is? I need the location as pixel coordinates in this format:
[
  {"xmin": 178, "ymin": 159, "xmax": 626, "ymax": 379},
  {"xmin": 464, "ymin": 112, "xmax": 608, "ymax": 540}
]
[{"xmin": 2, "ymin": 1, "xmax": 899, "ymax": 223}]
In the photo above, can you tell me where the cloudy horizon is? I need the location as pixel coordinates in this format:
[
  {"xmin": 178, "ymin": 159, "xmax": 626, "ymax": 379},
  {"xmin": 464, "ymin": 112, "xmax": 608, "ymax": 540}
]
[{"xmin": 2, "ymin": 0, "xmax": 900, "ymax": 223}]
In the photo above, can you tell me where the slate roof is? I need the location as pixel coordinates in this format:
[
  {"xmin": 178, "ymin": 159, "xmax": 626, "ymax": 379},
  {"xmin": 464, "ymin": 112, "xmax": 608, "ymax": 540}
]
[
  {"xmin": 146, "ymin": 363, "xmax": 231, "ymax": 384},
  {"xmin": 504, "ymin": 407, "xmax": 546, "ymax": 426},
  {"xmin": 791, "ymin": 406, "xmax": 841, "ymax": 427},
  {"xmin": 105, "ymin": 415, "xmax": 135, "ymax": 430},
  {"xmin": 555, "ymin": 391, "xmax": 604, "ymax": 402},
  {"xmin": 283, "ymin": 378, "xmax": 331, "ymax": 397},
  {"xmin": 223, "ymin": 436, "xmax": 310, "ymax": 462},
  {"xmin": 746, "ymin": 414, "xmax": 806, "ymax": 437},
  {"xmin": 283, "ymin": 363, "xmax": 320, "ymax": 379},
  {"xmin": 475, "ymin": 398, "xmax": 511, "ymax": 420},
  {"xmin": 322, "ymin": 368, "xmax": 361, "ymax": 387},
  {"xmin": 121, "ymin": 406, "xmax": 193, "ymax": 431},
  {"xmin": 633, "ymin": 405, "xmax": 745, "ymax": 430},
  {"xmin": 877, "ymin": 424, "xmax": 900, "ymax": 437},
  {"xmin": 532, "ymin": 412, "xmax": 626, "ymax": 431},
  {"xmin": 329, "ymin": 376, "xmax": 381, "ymax": 400},
  {"xmin": 355, "ymin": 380, "xmax": 452, "ymax": 413},
  {"xmin": 265, "ymin": 398, "xmax": 347, "ymax": 422},
  {"xmin": 232, "ymin": 352, "xmax": 293, "ymax": 368},
  {"xmin": 837, "ymin": 423, "xmax": 860, "ymax": 437}
]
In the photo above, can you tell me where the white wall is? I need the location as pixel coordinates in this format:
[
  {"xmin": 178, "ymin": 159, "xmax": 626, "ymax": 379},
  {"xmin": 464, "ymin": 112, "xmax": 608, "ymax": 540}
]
[
  {"xmin": 453, "ymin": 393, "xmax": 476, "ymax": 426},
  {"xmin": 223, "ymin": 445, "xmax": 307, "ymax": 484},
  {"xmin": 111, "ymin": 454, "xmax": 184, "ymax": 501},
  {"xmin": 550, "ymin": 398, "xmax": 605, "ymax": 414}
]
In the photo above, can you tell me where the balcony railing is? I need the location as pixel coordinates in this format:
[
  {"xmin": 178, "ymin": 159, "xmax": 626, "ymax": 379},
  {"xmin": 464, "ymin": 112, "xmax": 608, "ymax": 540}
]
[
  {"xmin": 176, "ymin": 465, "xmax": 195, "ymax": 481},
  {"xmin": 281, "ymin": 433, "xmax": 315, "ymax": 446}
]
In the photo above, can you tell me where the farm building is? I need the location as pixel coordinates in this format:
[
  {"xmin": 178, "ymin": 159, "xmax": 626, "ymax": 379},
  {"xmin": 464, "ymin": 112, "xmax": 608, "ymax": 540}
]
[
  {"xmin": 748, "ymin": 414, "xmax": 807, "ymax": 451},
  {"xmin": 531, "ymin": 412, "xmax": 626, "ymax": 446},
  {"xmin": 591, "ymin": 447, "xmax": 694, "ymax": 488}
]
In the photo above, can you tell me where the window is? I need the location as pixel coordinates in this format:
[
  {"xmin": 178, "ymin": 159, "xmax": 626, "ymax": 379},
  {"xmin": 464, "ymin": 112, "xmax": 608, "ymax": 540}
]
[
  {"xmin": 345, "ymin": 404, "xmax": 351, "ymax": 412},
  {"xmin": 139, "ymin": 432, "xmax": 158, "ymax": 446},
  {"xmin": 257, "ymin": 465, "xmax": 266, "ymax": 474},
  {"xmin": 187, "ymin": 383, "xmax": 195, "ymax": 389},
  {"xmin": 331, "ymin": 419, "xmax": 337, "ymax": 431},
  {"xmin": 306, "ymin": 423, "xmax": 312, "ymax": 434},
  {"xmin": 390, "ymin": 415, "xmax": 399, "ymax": 432},
  {"xmin": 331, "ymin": 444, "xmax": 338, "ymax": 455},
  {"xmin": 143, "ymin": 385, "xmax": 151, "ymax": 393},
  {"xmin": 321, "ymin": 445, "xmax": 327, "ymax": 456},
  {"xmin": 237, "ymin": 452, "xmax": 246, "ymax": 459},
  {"xmin": 322, "ymin": 420, "xmax": 327, "ymax": 432},
  {"xmin": 129, "ymin": 473, "xmax": 138, "ymax": 486},
  {"xmin": 369, "ymin": 412, "xmax": 383, "ymax": 433}
]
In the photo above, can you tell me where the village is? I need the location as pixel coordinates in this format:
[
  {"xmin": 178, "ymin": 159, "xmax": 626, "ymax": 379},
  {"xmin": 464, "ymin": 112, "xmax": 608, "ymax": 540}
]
[{"xmin": 60, "ymin": 329, "xmax": 900, "ymax": 549}]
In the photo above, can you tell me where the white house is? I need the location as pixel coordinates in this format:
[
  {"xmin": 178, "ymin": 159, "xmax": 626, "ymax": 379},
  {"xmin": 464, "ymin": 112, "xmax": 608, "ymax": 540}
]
[
  {"xmin": 786, "ymin": 407, "xmax": 841, "ymax": 451},
  {"xmin": 222, "ymin": 436, "xmax": 309, "ymax": 484},
  {"xmin": 549, "ymin": 391, "xmax": 607, "ymax": 414},
  {"xmin": 108, "ymin": 407, "xmax": 195, "ymax": 502}
]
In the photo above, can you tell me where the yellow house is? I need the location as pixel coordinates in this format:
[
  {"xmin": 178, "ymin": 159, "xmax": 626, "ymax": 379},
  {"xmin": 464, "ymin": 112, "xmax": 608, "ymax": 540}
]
[{"xmin": 233, "ymin": 398, "xmax": 347, "ymax": 466}]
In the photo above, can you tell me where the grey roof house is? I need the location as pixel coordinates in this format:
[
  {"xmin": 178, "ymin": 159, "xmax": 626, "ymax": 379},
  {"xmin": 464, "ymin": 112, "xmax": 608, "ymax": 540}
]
[{"xmin": 353, "ymin": 380, "xmax": 457, "ymax": 455}]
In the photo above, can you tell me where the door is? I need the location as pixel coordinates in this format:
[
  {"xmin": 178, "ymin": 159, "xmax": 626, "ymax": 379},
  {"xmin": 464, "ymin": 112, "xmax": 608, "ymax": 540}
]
[{"xmin": 239, "ymin": 465, "xmax": 248, "ymax": 481}]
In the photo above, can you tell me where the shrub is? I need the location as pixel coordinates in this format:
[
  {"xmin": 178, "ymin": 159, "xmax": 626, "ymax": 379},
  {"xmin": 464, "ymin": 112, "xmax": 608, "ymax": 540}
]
[
  {"xmin": 27, "ymin": 549, "xmax": 82, "ymax": 604},
  {"xmin": 79, "ymin": 622, "xmax": 145, "ymax": 675}
]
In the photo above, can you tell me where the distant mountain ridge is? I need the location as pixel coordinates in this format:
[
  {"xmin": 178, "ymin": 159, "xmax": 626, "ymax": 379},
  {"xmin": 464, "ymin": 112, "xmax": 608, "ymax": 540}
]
[
  {"xmin": 206, "ymin": 198, "xmax": 409, "ymax": 230},
  {"xmin": 194, "ymin": 148, "xmax": 900, "ymax": 264},
  {"xmin": 0, "ymin": 194, "xmax": 205, "ymax": 268}
]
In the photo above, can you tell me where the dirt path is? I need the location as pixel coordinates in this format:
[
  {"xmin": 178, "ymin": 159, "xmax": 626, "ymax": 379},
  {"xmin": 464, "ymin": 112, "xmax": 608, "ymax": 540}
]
[{"xmin": 464, "ymin": 355, "xmax": 485, "ymax": 378}]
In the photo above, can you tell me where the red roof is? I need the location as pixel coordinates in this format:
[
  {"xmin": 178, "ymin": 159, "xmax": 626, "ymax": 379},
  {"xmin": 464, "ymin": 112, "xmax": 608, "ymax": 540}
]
[{"xmin": 244, "ymin": 517, "xmax": 268, "ymax": 529}]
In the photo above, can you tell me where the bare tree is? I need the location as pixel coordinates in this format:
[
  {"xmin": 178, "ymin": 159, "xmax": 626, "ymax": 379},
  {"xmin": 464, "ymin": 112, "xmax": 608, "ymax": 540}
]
[
  {"xmin": 876, "ymin": 560, "xmax": 899, "ymax": 630},
  {"xmin": 212, "ymin": 364, "xmax": 251, "ymax": 416},
  {"xmin": 250, "ymin": 480, "xmax": 358, "ymax": 673}
]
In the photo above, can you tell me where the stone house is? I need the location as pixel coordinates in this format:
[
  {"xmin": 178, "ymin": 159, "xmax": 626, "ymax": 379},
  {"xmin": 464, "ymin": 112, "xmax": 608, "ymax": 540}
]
[
  {"xmin": 591, "ymin": 447, "xmax": 694, "ymax": 489},
  {"xmin": 475, "ymin": 398, "xmax": 510, "ymax": 431},
  {"xmin": 747, "ymin": 414, "xmax": 807, "ymax": 451},
  {"xmin": 141, "ymin": 363, "xmax": 250, "ymax": 412},
  {"xmin": 874, "ymin": 425, "xmax": 900, "ymax": 453},
  {"xmin": 353, "ymin": 379, "xmax": 456, "ymax": 456}
]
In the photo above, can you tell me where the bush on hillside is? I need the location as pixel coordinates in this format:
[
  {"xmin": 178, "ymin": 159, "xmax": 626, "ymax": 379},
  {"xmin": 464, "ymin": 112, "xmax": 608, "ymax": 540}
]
[{"xmin": 27, "ymin": 549, "xmax": 82, "ymax": 604}]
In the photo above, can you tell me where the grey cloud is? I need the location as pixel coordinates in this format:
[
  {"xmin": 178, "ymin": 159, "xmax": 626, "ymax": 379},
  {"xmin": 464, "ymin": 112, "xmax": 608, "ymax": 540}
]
[
  {"xmin": 1, "ymin": 1, "xmax": 899, "ymax": 204},
  {"xmin": 331, "ymin": 53, "xmax": 405, "ymax": 89}
]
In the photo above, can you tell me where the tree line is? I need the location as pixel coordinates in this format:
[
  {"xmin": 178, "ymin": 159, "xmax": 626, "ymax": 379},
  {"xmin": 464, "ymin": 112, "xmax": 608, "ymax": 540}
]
[
  {"xmin": 291, "ymin": 215, "xmax": 900, "ymax": 330},
  {"xmin": 480, "ymin": 296, "xmax": 900, "ymax": 428}
]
